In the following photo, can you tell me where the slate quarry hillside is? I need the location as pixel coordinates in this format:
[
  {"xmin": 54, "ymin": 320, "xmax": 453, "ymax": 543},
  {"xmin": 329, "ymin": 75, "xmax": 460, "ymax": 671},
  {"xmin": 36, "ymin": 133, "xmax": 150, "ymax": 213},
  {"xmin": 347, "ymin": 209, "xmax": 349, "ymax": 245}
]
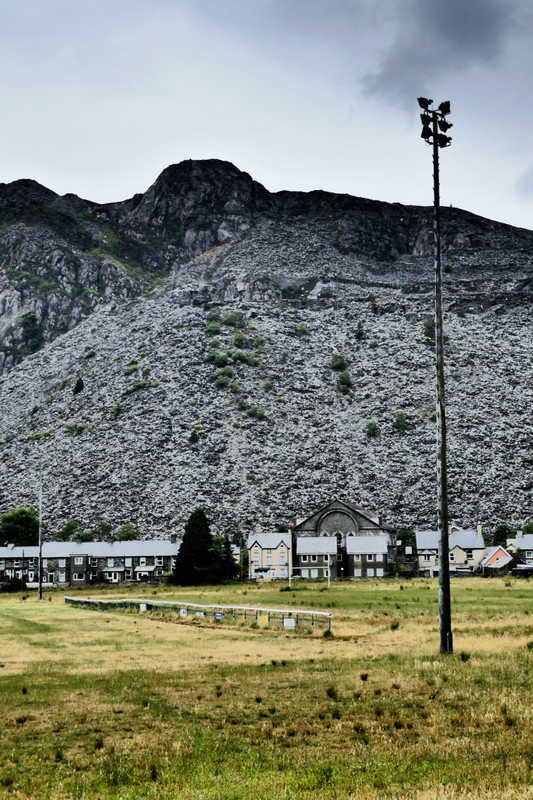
[{"xmin": 0, "ymin": 159, "xmax": 532, "ymax": 538}]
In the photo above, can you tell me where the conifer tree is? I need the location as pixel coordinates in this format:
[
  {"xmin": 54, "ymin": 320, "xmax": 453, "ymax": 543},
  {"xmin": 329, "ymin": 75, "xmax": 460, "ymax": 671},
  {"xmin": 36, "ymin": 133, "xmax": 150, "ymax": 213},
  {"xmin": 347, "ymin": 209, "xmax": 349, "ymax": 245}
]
[{"xmin": 172, "ymin": 508, "xmax": 216, "ymax": 585}]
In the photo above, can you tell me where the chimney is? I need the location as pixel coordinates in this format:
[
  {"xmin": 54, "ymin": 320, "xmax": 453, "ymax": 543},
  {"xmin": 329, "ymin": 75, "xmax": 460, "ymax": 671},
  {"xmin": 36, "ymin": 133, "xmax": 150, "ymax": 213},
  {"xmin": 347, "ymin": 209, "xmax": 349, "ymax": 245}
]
[
  {"xmin": 476, "ymin": 521, "xmax": 482, "ymax": 535},
  {"xmin": 447, "ymin": 522, "xmax": 451, "ymax": 536}
]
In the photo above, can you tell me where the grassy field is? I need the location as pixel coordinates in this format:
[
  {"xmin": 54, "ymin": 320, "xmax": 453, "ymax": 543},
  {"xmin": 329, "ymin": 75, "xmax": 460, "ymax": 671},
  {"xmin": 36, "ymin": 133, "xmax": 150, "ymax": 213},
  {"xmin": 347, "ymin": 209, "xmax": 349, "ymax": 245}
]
[{"xmin": 1, "ymin": 578, "xmax": 533, "ymax": 799}]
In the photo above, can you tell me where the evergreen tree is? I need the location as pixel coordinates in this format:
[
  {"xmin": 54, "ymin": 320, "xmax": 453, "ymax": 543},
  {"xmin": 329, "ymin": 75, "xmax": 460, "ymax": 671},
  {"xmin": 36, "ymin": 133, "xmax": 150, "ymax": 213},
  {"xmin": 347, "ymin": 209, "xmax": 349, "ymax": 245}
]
[{"xmin": 172, "ymin": 508, "xmax": 216, "ymax": 585}]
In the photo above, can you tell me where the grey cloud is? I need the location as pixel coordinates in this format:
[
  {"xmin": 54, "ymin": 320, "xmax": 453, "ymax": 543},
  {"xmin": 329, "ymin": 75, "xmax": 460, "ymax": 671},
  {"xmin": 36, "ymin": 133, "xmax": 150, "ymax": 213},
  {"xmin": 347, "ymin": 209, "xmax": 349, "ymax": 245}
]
[{"xmin": 362, "ymin": 0, "xmax": 517, "ymax": 104}]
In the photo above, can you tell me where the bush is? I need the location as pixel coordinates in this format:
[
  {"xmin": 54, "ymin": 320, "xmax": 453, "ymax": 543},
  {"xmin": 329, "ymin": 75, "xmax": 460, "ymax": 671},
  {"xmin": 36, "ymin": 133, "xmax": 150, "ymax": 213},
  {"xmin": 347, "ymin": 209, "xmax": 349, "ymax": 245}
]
[
  {"xmin": 189, "ymin": 429, "xmax": 199, "ymax": 444},
  {"xmin": 424, "ymin": 317, "xmax": 435, "ymax": 344},
  {"xmin": 296, "ymin": 322, "xmax": 307, "ymax": 336},
  {"xmin": 233, "ymin": 332, "xmax": 247, "ymax": 348},
  {"xmin": 247, "ymin": 406, "xmax": 266, "ymax": 420},
  {"xmin": 393, "ymin": 411, "xmax": 408, "ymax": 433},
  {"xmin": 223, "ymin": 310, "xmax": 245, "ymax": 328},
  {"xmin": 206, "ymin": 307, "xmax": 221, "ymax": 322},
  {"xmin": 355, "ymin": 320, "xmax": 367, "ymax": 340},
  {"xmin": 53, "ymin": 520, "xmax": 79, "ymax": 541},
  {"xmin": 115, "ymin": 523, "xmax": 140, "ymax": 541},
  {"xmin": 73, "ymin": 376, "xmax": 84, "ymax": 395},
  {"xmin": 205, "ymin": 349, "xmax": 229, "ymax": 368},
  {"xmin": 254, "ymin": 336, "xmax": 265, "ymax": 351},
  {"xmin": 366, "ymin": 420, "xmax": 379, "ymax": 438},
  {"xmin": 338, "ymin": 371, "xmax": 352, "ymax": 389},
  {"xmin": 205, "ymin": 321, "xmax": 221, "ymax": 335},
  {"xmin": 330, "ymin": 353, "xmax": 347, "ymax": 371},
  {"xmin": 215, "ymin": 374, "xmax": 230, "ymax": 389}
]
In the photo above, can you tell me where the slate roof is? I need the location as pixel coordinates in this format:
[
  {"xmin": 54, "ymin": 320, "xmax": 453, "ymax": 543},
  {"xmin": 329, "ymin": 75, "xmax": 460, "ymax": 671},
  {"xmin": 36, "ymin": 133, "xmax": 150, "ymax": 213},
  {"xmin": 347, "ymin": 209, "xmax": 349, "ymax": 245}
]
[
  {"xmin": 296, "ymin": 536, "xmax": 336, "ymax": 555},
  {"xmin": 0, "ymin": 540, "xmax": 179, "ymax": 559},
  {"xmin": 247, "ymin": 533, "xmax": 291, "ymax": 550},
  {"xmin": 415, "ymin": 529, "xmax": 485, "ymax": 551},
  {"xmin": 345, "ymin": 535, "xmax": 389, "ymax": 555}
]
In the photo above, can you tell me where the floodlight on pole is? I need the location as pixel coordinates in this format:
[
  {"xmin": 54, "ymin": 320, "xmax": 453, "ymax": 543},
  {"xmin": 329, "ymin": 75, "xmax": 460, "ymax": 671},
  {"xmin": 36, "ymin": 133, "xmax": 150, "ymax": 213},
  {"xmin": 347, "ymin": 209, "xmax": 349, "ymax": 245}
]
[{"xmin": 418, "ymin": 97, "xmax": 454, "ymax": 655}]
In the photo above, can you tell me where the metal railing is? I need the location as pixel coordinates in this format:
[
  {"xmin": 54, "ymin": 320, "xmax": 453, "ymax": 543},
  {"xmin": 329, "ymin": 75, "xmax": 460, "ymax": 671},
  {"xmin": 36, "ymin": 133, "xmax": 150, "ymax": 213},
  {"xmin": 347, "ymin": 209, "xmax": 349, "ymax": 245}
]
[{"xmin": 64, "ymin": 596, "xmax": 332, "ymax": 632}]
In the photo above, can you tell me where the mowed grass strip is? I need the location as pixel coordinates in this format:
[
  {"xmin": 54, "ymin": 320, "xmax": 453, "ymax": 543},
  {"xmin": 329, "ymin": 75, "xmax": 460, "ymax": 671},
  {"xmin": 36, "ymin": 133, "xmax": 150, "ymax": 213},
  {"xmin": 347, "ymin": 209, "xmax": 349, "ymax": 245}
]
[{"xmin": 1, "ymin": 577, "xmax": 533, "ymax": 799}]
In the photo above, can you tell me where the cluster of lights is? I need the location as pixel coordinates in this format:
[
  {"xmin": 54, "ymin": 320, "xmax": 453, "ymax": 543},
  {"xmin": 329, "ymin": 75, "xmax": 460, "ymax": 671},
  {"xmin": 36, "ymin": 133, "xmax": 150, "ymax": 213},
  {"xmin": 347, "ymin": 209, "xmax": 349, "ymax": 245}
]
[{"xmin": 418, "ymin": 97, "xmax": 453, "ymax": 148}]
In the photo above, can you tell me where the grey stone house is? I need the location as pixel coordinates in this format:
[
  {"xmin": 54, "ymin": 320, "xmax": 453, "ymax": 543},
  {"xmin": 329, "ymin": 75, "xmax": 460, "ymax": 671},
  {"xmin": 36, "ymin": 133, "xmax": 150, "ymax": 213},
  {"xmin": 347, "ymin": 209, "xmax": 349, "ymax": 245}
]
[
  {"xmin": 0, "ymin": 540, "xmax": 180, "ymax": 587},
  {"xmin": 292, "ymin": 499, "xmax": 396, "ymax": 579}
]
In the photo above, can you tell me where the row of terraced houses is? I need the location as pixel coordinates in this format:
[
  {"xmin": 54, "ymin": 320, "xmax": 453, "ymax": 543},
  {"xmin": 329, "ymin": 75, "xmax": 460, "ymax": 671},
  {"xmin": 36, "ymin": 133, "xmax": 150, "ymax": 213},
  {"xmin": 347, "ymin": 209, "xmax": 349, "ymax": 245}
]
[{"xmin": 1, "ymin": 500, "xmax": 532, "ymax": 588}]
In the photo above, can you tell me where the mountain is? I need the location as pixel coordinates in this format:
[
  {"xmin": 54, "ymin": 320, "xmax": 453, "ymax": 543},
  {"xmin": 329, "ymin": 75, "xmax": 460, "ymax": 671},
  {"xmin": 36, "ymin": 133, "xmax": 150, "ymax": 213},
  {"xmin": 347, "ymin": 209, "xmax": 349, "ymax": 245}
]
[{"xmin": 0, "ymin": 159, "xmax": 532, "ymax": 538}]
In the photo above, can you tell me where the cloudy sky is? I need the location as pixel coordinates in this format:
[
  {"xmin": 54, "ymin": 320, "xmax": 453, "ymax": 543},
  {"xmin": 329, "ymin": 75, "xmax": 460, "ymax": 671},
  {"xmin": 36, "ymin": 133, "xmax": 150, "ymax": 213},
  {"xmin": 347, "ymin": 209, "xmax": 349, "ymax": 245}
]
[{"xmin": 3, "ymin": 0, "xmax": 533, "ymax": 229}]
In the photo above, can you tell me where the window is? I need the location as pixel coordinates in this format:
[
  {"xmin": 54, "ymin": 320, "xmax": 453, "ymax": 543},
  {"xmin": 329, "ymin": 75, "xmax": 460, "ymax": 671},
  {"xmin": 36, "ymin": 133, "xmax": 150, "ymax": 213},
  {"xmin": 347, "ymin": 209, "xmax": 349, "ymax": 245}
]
[
  {"xmin": 107, "ymin": 558, "xmax": 114, "ymax": 567},
  {"xmin": 139, "ymin": 557, "xmax": 147, "ymax": 567},
  {"xmin": 465, "ymin": 550, "xmax": 473, "ymax": 560},
  {"xmin": 59, "ymin": 573, "xmax": 66, "ymax": 583},
  {"xmin": 59, "ymin": 559, "xmax": 66, "ymax": 568},
  {"xmin": 423, "ymin": 554, "xmax": 431, "ymax": 562},
  {"xmin": 253, "ymin": 558, "xmax": 259, "ymax": 566},
  {"xmin": 405, "ymin": 546, "xmax": 412, "ymax": 555},
  {"xmin": 280, "ymin": 568, "xmax": 286, "ymax": 579},
  {"xmin": 279, "ymin": 545, "xmax": 285, "ymax": 553},
  {"xmin": 310, "ymin": 569, "xmax": 318, "ymax": 578},
  {"xmin": 301, "ymin": 555, "xmax": 308, "ymax": 562},
  {"xmin": 73, "ymin": 573, "xmax": 84, "ymax": 581},
  {"xmin": 311, "ymin": 555, "xmax": 317, "ymax": 562},
  {"xmin": 301, "ymin": 568, "xmax": 309, "ymax": 578},
  {"xmin": 354, "ymin": 568, "xmax": 361, "ymax": 577},
  {"xmin": 367, "ymin": 554, "xmax": 374, "ymax": 562},
  {"xmin": 155, "ymin": 557, "xmax": 164, "ymax": 566},
  {"xmin": 270, "ymin": 569, "xmax": 276, "ymax": 579},
  {"xmin": 125, "ymin": 570, "xmax": 133, "ymax": 580},
  {"xmin": 90, "ymin": 572, "xmax": 98, "ymax": 581},
  {"xmin": 280, "ymin": 556, "xmax": 286, "ymax": 566},
  {"xmin": 28, "ymin": 571, "xmax": 35, "ymax": 582},
  {"xmin": 156, "ymin": 569, "xmax": 163, "ymax": 576},
  {"xmin": 74, "ymin": 557, "xmax": 83, "ymax": 565},
  {"xmin": 267, "ymin": 556, "xmax": 272, "ymax": 566},
  {"xmin": 43, "ymin": 559, "xmax": 48, "ymax": 569},
  {"xmin": 376, "ymin": 553, "xmax": 383, "ymax": 562},
  {"xmin": 125, "ymin": 557, "xmax": 132, "ymax": 567},
  {"xmin": 376, "ymin": 568, "xmax": 384, "ymax": 577},
  {"xmin": 367, "ymin": 568, "xmax": 375, "ymax": 577},
  {"xmin": 254, "ymin": 546, "xmax": 259, "ymax": 553},
  {"xmin": 267, "ymin": 549, "xmax": 272, "ymax": 554},
  {"xmin": 354, "ymin": 553, "xmax": 361, "ymax": 561},
  {"xmin": 323, "ymin": 555, "xmax": 328, "ymax": 563},
  {"xmin": 90, "ymin": 558, "xmax": 98, "ymax": 567},
  {"xmin": 449, "ymin": 552, "xmax": 455, "ymax": 562},
  {"xmin": 526, "ymin": 551, "xmax": 533, "ymax": 558}
]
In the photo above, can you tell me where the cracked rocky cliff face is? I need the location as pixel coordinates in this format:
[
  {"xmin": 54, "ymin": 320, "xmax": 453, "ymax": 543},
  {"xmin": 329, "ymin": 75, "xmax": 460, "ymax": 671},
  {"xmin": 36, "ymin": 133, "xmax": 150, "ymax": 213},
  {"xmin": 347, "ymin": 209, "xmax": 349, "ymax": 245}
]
[{"xmin": 0, "ymin": 159, "xmax": 532, "ymax": 538}]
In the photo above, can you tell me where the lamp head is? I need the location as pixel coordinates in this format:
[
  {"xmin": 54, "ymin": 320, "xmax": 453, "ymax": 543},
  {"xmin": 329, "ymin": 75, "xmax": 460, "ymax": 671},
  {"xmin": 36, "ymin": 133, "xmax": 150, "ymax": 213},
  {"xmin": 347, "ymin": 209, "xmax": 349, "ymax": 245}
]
[
  {"xmin": 438, "ymin": 100, "xmax": 451, "ymax": 116},
  {"xmin": 438, "ymin": 119, "xmax": 453, "ymax": 133},
  {"xmin": 437, "ymin": 134, "xmax": 452, "ymax": 148},
  {"xmin": 417, "ymin": 97, "xmax": 433, "ymax": 110},
  {"xmin": 420, "ymin": 125, "xmax": 433, "ymax": 141}
]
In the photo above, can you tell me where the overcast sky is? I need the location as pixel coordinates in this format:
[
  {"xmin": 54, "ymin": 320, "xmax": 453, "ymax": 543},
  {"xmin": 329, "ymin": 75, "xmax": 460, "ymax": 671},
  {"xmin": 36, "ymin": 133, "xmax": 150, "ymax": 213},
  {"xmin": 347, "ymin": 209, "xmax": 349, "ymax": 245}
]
[{"xmin": 3, "ymin": 0, "xmax": 533, "ymax": 230}]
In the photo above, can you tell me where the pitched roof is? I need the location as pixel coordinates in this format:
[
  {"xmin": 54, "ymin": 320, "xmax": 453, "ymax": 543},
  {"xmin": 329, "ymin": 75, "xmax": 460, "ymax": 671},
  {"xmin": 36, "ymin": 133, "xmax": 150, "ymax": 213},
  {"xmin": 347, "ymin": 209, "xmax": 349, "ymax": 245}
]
[
  {"xmin": 416, "ymin": 529, "xmax": 485, "ymax": 551},
  {"xmin": 0, "ymin": 540, "xmax": 179, "ymax": 559},
  {"xmin": 247, "ymin": 533, "xmax": 291, "ymax": 549},
  {"xmin": 296, "ymin": 537, "xmax": 336, "ymax": 555},
  {"xmin": 345, "ymin": 535, "xmax": 389, "ymax": 555}
]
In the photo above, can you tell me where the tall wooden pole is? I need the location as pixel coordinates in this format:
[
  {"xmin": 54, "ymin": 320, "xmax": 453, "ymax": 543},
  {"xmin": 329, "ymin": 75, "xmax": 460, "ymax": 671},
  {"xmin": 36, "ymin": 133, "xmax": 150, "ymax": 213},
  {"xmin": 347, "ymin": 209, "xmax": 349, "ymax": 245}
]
[
  {"xmin": 38, "ymin": 449, "xmax": 43, "ymax": 600},
  {"xmin": 432, "ymin": 112, "xmax": 453, "ymax": 654}
]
